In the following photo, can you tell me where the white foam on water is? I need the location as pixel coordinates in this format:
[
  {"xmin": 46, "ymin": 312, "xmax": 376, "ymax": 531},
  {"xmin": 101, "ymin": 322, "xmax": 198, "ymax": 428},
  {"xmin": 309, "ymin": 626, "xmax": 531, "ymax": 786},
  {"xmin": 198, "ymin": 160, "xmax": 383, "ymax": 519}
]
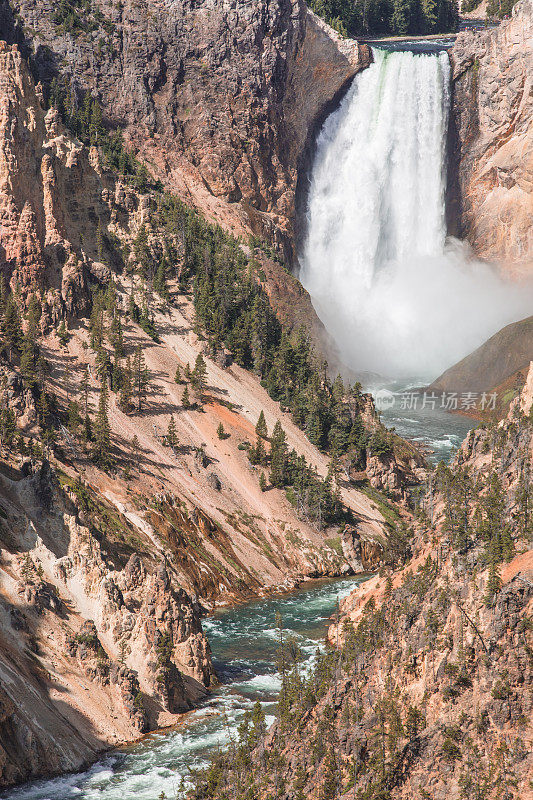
[{"xmin": 3, "ymin": 578, "xmax": 367, "ymax": 800}]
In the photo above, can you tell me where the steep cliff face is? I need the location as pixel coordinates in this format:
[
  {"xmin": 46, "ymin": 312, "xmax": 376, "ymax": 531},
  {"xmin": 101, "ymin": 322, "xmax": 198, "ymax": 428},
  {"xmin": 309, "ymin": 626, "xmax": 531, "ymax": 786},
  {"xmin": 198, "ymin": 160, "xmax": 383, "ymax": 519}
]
[
  {"xmin": 430, "ymin": 316, "xmax": 533, "ymax": 395},
  {"xmin": 0, "ymin": 40, "xmax": 118, "ymax": 316},
  {"xmin": 0, "ymin": 460, "xmax": 214, "ymax": 787},
  {"xmin": 3, "ymin": 0, "xmax": 369, "ymax": 260},
  {"xmin": 449, "ymin": 0, "xmax": 533, "ymax": 267}
]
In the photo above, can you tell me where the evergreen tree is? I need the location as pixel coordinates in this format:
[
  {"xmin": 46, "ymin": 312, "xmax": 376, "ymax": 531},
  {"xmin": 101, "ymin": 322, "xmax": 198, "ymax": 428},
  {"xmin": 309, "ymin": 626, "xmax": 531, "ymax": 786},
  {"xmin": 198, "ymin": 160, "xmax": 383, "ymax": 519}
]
[
  {"xmin": 93, "ymin": 378, "xmax": 111, "ymax": 468},
  {"xmin": 420, "ymin": 0, "xmax": 438, "ymax": 29},
  {"xmin": 181, "ymin": 385, "xmax": 191, "ymax": 409},
  {"xmin": 167, "ymin": 415, "xmax": 178, "ymax": 449},
  {"xmin": 67, "ymin": 400, "xmax": 82, "ymax": 435},
  {"xmin": 321, "ymin": 747, "xmax": 339, "ymax": 800},
  {"xmin": 119, "ymin": 356, "xmax": 134, "ymax": 412},
  {"xmin": 26, "ymin": 294, "xmax": 42, "ymax": 337},
  {"xmin": 20, "ymin": 333, "xmax": 38, "ymax": 388},
  {"xmin": 254, "ymin": 435, "xmax": 267, "ymax": 466},
  {"xmin": 133, "ymin": 345, "xmax": 149, "ymax": 411},
  {"xmin": 270, "ymin": 421, "xmax": 288, "ymax": 488},
  {"xmin": 80, "ymin": 365, "xmax": 92, "ymax": 442},
  {"xmin": 217, "ymin": 422, "xmax": 227, "ymax": 440},
  {"xmin": 255, "ymin": 410, "xmax": 268, "ymax": 439},
  {"xmin": 485, "ymin": 549, "xmax": 502, "ymax": 607},
  {"xmin": 391, "ymin": 0, "xmax": 413, "ymax": 32},
  {"xmin": 109, "ymin": 316, "xmax": 125, "ymax": 359},
  {"xmin": 133, "ymin": 224, "xmax": 152, "ymax": 278},
  {"xmin": 191, "ymin": 353, "xmax": 208, "ymax": 399},
  {"xmin": 259, "ymin": 472, "xmax": 267, "ymax": 492},
  {"xmin": 174, "ymin": 366, "xmax": 183, "ymax": 384},
  {"xmin": 3, "ymin": 295, "xmax": 22, "ymax": 358}
]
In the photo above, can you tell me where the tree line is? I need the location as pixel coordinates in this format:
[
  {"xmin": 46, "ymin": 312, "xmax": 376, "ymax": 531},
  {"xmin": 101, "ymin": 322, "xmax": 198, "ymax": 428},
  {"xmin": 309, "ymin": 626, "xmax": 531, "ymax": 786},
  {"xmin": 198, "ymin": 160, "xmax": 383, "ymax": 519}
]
[{"xmin": 309, "ymin": 0, "xmax": 459, "ymax": 37}]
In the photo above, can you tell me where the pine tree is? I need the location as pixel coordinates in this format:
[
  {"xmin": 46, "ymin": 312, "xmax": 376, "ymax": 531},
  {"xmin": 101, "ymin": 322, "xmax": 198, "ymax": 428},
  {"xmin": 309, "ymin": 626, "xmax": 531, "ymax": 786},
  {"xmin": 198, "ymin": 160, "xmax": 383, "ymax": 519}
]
[
  {"xmin": 93, "ymin": 378, "xmax": 111, "ymax": 468},
  {"xmin": 26, "ymin": 294, "xmax": 42, "ymax": 337},
  {"xmin": 217, "ymin": 422, "xmax": 227, "ymax": 440},
  {"xmin": 191, "ymin": 353, "xmax": 208, "ymax": 399},
  {"xmin": 254, "ymin": 436, "xmax": 267, "ymax": 466},
  {"xmin": 110, "ymin": 316, "xmax": 125, "ymax": 359},
  {"xmin": 119, "ymin": 356, "xmax": 133, "ymax": 412},
  {"xmin": 391, "ymin": 0, "xmax": 413, "ymax": 34},
  {"xmin": 95, "ymin": 346, "xmax": 110, "ymax": 382},
  {"xmin": 255, "ymin": 410, "xmax": 268, "ymax": 439},
  {"xmin": 485, "ymin": 555, "xmax": 502, "ymax": 607},
  {"xmin": 154, "ymin": 259, "xmax": 169, "ymax": 299},
  {"xmin": 81, "ymin": 365, "xmax": 92, "ymax": 441},
  {"xmin": 174, "ymin": 366, "xmax": 183, "ymax": 384},
  {"xmin": 20, "ymin": 333, "xmax": 37, "ymax": 387},
  {"xmin": 321, "ymin": 747, "xmax": 339, "ymax": 800},
  {"xmin": 259, "ymin": 472, "xmax": 267, "ymax": 492},
  {"xmin": 181, "ymin": 385, "xmax": 191, "ymax": 409},
  {"xmin": 167, "ymin": 416, "xmax": 178, "ymax": 449},
  {"xmin": 111, "ymin": 351, "xmax": 122, "ymax": 393},
  {"xmin": 270, "ymin": 421, "xmax": 288, "ymax": 488},
  {"xmin": 133, "ymin": 345, "xmax": 149, "ymax": 411},
  {"xmin": 421, "ymin": 0, "xmax": 438, "ymax": 30},
  {"xmin": 37, "ymin": 391, "xmax": 49, "ymax": 430},
  {"xmin": 3, "ymin": 295, "xmax": 22, "ymax": 358},
  {"xmin": 67, "ymin": 400, "xmax": 82, "ymax": 434}
]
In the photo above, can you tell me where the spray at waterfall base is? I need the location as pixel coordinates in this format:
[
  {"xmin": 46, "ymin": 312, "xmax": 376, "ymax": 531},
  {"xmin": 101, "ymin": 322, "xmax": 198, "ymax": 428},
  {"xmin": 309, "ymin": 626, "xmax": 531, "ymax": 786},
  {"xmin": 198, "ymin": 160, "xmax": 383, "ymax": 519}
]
[{"xmin": 299, "ymin": 47, "xmax": 533, "ymax": 382}]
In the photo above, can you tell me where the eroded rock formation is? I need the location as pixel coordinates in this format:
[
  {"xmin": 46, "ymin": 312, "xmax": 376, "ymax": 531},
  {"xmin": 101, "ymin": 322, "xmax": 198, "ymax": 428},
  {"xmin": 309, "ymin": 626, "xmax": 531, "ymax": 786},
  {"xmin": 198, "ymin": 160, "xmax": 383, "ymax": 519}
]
[
  {"xmin": 0, "ymin": 461, "xmax": 213, "ymax": 787},
  {"xmin": 3, "ymin": 0, "xmax": 370, "ymax": 260}
]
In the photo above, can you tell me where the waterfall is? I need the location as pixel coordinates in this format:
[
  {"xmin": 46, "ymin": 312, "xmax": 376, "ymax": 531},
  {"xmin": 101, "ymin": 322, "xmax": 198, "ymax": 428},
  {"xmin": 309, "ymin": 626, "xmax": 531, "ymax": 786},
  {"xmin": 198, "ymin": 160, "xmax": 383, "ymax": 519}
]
[{"xmin": 299, "ymin": 48, "xmax": 533, "ymax": 380}]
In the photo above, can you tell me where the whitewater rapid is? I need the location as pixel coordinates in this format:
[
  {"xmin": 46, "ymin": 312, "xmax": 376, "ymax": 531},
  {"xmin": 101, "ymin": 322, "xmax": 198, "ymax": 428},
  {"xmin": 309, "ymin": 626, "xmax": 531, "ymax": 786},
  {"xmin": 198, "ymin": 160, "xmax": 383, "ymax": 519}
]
[
  {"xmin": 2, "ymin": 578, "xmax": 363, "ymax": 800},
  {"xmin": 300, "ymin": 47, "xmax": 533, "ymax": 380}
]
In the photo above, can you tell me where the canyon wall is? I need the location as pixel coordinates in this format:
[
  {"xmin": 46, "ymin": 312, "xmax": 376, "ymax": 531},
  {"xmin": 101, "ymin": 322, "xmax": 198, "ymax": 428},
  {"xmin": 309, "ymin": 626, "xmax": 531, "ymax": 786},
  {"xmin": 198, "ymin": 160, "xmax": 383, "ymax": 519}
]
[
  {"xmin": 0, "ymin": 36, "xmax": 391, "ymax": 788},
  {"xmin": 449, "ymin": 0, "xmax": 533, "ymax": 267},
  {"xmin": 1, "ymin": 0, "xmax": 369, "ymax": 260}
]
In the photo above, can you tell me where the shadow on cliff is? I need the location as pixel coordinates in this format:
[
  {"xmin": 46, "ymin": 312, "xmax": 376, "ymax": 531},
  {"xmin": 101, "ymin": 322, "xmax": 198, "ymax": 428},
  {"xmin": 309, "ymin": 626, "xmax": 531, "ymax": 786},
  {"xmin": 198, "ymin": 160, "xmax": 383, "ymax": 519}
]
[{"xmin": 0, "ymin": 606, "xmax": 108, "ymax": 791}]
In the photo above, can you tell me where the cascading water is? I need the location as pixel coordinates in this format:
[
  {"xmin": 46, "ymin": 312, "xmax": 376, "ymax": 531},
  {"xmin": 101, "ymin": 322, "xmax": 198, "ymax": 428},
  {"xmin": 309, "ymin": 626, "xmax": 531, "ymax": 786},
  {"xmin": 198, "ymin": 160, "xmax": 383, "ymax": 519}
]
[{"xmin": 300, "ymin": 47, "xmax": 533, "ymax": 380}]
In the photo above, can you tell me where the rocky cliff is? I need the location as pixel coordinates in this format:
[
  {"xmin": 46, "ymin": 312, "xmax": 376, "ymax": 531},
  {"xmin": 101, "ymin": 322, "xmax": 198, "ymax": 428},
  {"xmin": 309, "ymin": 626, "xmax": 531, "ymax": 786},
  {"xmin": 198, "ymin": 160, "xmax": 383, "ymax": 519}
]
[
  {"xmin": 1, "ymin": 0, "xmax": 369, "ymax": 261},
  {"xmin": 449, "ymin": 0, "xmax": 533, "ymax": 267},
  {"xmin": 0, "ymin": 459, "xmax": 213, "ymax": 787}
]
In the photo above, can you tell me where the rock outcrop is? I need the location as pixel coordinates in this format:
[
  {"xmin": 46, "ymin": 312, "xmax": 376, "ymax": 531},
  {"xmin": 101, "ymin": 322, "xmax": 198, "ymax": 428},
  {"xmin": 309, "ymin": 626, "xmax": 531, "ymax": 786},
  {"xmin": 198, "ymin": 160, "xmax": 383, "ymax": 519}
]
[
  {"xmin": 0, "ymin": 462, "xmax": 214, "ymax": 787},
  {"xmin": 4, "ymin": 0, "xmax": 370, "ymax": 260},
  {"xmin": 0, "ymin": 39, "xmax": 124, "ymax": 314},
  {"xmin": 449, "ymin": 0, "xmax": 533, "ymax": 267}
]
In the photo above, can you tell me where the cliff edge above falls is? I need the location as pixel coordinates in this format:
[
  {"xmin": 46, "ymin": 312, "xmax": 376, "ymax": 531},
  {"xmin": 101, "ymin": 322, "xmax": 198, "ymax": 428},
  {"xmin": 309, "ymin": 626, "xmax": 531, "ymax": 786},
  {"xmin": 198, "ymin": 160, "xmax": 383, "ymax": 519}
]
[
  {"xmin": 449, "ymin": 0, "xmax": 533, "ymax": 268},
  {"xmin": 1, "ymin": 0, "xmax": 370, "ymax": 261}
]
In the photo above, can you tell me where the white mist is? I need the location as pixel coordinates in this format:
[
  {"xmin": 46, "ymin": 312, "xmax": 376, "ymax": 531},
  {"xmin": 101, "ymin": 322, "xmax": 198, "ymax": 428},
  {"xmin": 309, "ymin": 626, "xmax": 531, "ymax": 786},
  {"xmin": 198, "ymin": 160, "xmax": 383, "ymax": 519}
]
[{"xmin": 299, "ymin": 48, "xmax": 533, "ymax": 381}]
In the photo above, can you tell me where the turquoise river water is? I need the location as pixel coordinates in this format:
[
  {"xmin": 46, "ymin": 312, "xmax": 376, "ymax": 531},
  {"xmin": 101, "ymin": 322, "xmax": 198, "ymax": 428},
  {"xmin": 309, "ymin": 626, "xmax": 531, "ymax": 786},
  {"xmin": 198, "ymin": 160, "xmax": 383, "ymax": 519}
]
[{"xmin": 3, "ymin": 577, "xmax": 366, "ymax": 800}]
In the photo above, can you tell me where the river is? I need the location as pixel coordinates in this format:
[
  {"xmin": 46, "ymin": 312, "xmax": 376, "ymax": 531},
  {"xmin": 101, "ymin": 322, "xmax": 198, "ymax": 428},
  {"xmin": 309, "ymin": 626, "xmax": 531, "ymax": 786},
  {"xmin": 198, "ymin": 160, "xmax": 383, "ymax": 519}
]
[{"xmin": 3, "ymin": 577, "xmax": 366, "ymax": 800}]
